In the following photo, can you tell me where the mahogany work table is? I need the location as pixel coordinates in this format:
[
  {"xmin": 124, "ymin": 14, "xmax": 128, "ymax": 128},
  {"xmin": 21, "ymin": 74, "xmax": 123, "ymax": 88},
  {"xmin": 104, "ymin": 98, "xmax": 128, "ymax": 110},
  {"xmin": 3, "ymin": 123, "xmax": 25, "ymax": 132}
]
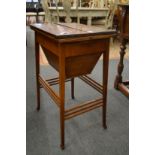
[{"xmin": 30, "ymin": 23, "xmax": 115, "ymax": 149}]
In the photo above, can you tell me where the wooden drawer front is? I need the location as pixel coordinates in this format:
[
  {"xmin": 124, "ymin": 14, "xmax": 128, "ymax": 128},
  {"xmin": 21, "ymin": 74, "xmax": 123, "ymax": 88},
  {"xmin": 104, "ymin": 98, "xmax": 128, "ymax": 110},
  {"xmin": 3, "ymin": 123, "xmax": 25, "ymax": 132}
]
[{"xmin": 63, "ymin": 39, "xmax": 107, "ymax": 57}]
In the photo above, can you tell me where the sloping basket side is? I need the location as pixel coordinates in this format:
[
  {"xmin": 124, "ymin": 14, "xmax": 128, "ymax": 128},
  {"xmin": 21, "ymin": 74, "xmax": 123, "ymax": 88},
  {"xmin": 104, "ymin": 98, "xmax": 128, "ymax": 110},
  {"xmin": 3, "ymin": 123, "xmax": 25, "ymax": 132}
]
[{"xmin": 41, "ymin": 46, "xmax": 102, "ymax": 78}]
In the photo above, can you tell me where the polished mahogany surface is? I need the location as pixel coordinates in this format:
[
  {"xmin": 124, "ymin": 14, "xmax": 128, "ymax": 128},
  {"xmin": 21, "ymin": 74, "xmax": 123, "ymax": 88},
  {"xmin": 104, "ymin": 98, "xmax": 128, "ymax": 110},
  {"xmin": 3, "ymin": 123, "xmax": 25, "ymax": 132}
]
[{"xmin": 30, "ymin": 23, "xmax": 116, "ymax": 39}]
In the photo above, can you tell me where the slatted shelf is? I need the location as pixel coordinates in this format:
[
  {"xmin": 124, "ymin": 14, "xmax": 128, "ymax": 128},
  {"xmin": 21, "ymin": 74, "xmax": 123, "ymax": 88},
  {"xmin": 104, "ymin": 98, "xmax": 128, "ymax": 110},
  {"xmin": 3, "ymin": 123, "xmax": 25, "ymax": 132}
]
[
  {"xmin": 79, "ymin": 75, "xmax": 103, "ymax": 94},
  {"xmin": 65, "ymin": 98, "xmax": 103, "ymax": 120},
  {"xmin": 40, "ymin": 77, "xmax": 71, "ymax": 88}
]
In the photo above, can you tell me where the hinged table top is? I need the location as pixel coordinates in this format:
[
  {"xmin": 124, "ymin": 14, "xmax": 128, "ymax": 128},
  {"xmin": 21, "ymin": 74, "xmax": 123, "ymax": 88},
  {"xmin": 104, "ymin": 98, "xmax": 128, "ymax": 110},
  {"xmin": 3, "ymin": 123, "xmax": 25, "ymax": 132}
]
[{"xmin": 30, "ymin": 23, "xmax": 116, "ymax": 39}]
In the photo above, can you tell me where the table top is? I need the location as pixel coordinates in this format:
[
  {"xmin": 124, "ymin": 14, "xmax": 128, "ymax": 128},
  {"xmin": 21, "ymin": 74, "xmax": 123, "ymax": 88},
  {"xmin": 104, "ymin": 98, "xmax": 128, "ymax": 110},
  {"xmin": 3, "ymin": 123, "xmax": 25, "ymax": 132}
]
[{"xmin": 30, "ymin": 23, "xmax": 116, "ymax": 39}]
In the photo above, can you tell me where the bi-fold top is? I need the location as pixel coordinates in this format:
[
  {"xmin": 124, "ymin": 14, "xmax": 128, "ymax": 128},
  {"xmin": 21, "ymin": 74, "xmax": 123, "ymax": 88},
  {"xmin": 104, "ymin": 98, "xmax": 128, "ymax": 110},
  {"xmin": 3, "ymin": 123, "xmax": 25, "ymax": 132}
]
[{"xmin": 30, "ymin": 23, "xmax": 116, "ymax": 39}]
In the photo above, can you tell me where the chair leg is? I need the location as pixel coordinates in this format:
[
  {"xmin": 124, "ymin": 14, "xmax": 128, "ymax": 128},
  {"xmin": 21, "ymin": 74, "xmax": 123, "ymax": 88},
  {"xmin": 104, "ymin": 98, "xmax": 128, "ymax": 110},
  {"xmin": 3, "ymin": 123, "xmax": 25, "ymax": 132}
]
[{"xmin": 71, "ymin": 78, "xmax": 75, "ymax": 99}]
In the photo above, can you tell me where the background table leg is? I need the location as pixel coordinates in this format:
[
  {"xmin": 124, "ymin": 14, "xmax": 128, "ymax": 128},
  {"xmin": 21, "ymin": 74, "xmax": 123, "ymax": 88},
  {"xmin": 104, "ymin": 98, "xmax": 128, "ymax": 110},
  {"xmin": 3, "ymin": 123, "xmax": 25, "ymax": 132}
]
[{"xmin": 114, "ymin": 38, "xmax": 127, "ymax": 89}]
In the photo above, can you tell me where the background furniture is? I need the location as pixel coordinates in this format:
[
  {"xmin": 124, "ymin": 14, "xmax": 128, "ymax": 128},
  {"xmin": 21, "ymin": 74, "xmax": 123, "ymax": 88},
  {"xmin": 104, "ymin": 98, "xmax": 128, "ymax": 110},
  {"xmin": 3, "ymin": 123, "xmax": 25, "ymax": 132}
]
[
  {"xmin": 48, "ymin": 7, "xmax": 109, "ymax": 25},
  {"xmin": 92, "ymin": 0, "xmax": 117, "ymax": 29},
  {"xmin": 114, "ymin": 3, "xmax": 129, "ymax": 97},
  {"xmin": 30, "ymin": 22, "xmax": 115, "ymax": 149},
  {"xmin": 26, "ymin": 0, "xmax": 38, "ymax": 25},
  {"xmin": 26, "ymin": 0, "xmax": 44, "ymax": 24},
  {"xmin": 39, "ymin": 0, "xmax": 53, "ymax": 23},
  {"xmin": 29, "ymin": 0, "xmax": 110, "ymax": 25}
]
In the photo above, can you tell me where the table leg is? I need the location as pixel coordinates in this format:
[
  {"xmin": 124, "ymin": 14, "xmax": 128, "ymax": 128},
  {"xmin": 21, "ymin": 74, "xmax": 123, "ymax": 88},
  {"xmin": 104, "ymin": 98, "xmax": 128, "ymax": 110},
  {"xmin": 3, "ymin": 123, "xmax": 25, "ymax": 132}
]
[
  {"xmin": 71, "ymin": 78, "xmax": 75, "ymax": 99},
  {"xmin": 35, "ymin": 34, "xmax": 40, "ymax": 111},
  {"xmin": 59, "ymin": 49, "xmax": 65, "ymax": 150},
  {"xmin": 114, "ymin": 38, "xmax": 127, "ymax": 89},
  {"xmin": 103, "ymin": 41, "xmax": 110, "ymax": 129}
]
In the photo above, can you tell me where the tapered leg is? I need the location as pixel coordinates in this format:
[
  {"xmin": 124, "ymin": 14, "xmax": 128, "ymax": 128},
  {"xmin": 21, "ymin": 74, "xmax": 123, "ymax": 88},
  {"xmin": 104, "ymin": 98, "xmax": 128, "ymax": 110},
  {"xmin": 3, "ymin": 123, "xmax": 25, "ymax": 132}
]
[
  {"xmin": 59, "ymin": 47, "xmax": 65, "ymax": 150},
  {"xmin": 59, "ymin": 81, "xmax": 65, "ymax": 149},
  {"xmin": 71, "ymin": 78, "xmax": 75, "ymax": 99},
  {"xmin": 103, "ymin": 40, "xmax": 110, "ymax": 129},
  {"xmin": 35, "ymin": 33, "xmax": 40, "ymax": 111}
]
